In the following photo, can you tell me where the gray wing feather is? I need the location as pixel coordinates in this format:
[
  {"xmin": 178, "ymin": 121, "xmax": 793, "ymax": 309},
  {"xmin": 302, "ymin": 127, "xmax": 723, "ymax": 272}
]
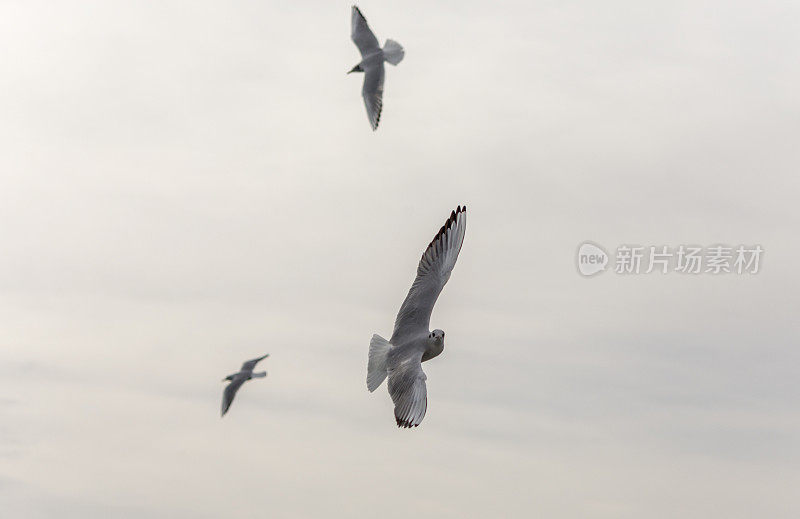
[
  {"xmin": 221, "ymin": 377, "xmax": 246, "ymax": 416},
  {"xmin": 351, "ymin": 6, "xmax": 380, "ymax": 57},
  {"xmin": 391, "ymin": 206, "xmax": 467, "ymax": 342},
  {"xmin": 240, "ymin": 354, "xmax": 269, "ymax": 372},
  {"xmin": 387, "ymin": 354, "xmax": 428, "ymax": 428},
  {"xmin": 362, "ymin": 64, "xmax": 385, "ymax": 131}
]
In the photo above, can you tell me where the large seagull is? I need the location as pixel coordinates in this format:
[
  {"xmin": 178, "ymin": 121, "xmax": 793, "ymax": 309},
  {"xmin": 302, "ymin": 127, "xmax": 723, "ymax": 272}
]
[
  {"xmin": 348, "ymin": 6, "xmax": 405, "ymax": 130},
  {"xmin": 367, "ymin": 206, "xmax": 467, "ymax": 428}
]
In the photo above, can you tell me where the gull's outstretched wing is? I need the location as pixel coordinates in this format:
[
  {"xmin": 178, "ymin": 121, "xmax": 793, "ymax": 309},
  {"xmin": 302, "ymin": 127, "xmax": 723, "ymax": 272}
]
[
  {"xmin": 241, "ymin": 354, "xmax": 269, "ymax": 372},
  {"xmin": 387, "ymin": 353, "xmax": 427, "ymax": 428},
  {"xmin": 351, "ymin": 6, "xmax": 380, "ymax": 57},
  {"xmin": 221, "ymin": 377, "xmax": 246, "ymax": 417},
  {"xmin": 391, "ymin": 206, "xmax": 467, "ymax": 342},
  {"xmin": 362, "ymin": 64, "xmax": 385, "ymax": 131}
]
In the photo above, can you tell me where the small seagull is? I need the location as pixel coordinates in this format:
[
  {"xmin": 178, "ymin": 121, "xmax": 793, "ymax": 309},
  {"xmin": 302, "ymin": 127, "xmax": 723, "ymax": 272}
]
[
  {"xmin": 348, "ymin": 5, "xmax": 405, "ymax": 130},
  {"xmin": 220, "ymin": 354, "xmax": 269, "ymax": 417},
  {"xmin": 367, "ymin": 206, "xmax": 467, "ymax": 428}
]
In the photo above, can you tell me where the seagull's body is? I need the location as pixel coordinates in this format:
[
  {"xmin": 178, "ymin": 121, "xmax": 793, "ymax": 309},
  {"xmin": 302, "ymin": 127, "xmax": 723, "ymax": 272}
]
[
  {"xmin": 220, "ymin": 354, "xmax": 269, "ymax": 417},
  {"xmin": 367, "ymin": 206, "xmax": 467, "ymax": 428},
  {"xmin": 348, "ymin": 6, "xmax": 405, "ymax": 130}
]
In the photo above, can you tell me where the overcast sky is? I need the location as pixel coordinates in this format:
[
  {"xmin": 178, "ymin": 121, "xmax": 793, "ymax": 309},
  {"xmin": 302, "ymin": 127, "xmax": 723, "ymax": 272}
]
[{"xmin": 1, "ymin": 1, "xmax": 799, "ymax": 517}]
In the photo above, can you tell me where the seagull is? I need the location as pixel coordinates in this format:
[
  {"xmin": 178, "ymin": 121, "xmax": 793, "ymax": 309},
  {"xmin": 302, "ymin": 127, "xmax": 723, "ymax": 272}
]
[
  {"xmin": 348, "ymin": 6, "xmax": 405, "ymax": 130},
  {"xmin": 367, "ymin": 206, "xmax": 467, "ymax": 428},
  {"xmin": 220, "ymin": 354, "xmax": 269, "ymax": 417}
]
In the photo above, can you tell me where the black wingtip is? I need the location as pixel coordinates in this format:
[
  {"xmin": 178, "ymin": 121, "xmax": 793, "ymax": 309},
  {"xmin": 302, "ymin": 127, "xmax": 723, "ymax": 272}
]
[
  {"xmin": 425, "ymin": 205, "xmax": 466, "ymax": 250},
  {"xmin": 395, "ymin": 416, "xmax": 422, "ymax": 428}
]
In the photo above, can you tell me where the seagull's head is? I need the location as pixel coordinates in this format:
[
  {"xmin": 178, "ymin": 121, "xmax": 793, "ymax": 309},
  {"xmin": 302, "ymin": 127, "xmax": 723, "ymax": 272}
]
[
  {"xmin": 222, "ymin": 374, "xmax": 235, "ymax": 382},
  {"xmin": 424, "ymin": 330, "xmax": 446, "ymax": 361},
  {"xmin": 347, "ymin": 64, "xmax": 364, "ymax": 74}
]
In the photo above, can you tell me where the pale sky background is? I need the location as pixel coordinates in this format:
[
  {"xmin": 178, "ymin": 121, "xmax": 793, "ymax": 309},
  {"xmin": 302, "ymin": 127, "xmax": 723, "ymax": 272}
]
[{"xmin": 1, "ymin": 1, "xmax": 799, "ymax": 517}]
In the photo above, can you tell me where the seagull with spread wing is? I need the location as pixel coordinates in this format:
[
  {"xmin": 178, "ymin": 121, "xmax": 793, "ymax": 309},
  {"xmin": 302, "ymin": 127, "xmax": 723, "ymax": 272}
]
[
  {"xmin": 367, "ymin": 206, "xmax": 467, "ymax": 428},
  {"xmin": 220, "ymin": 354, "xmax": 269, "ymax": 417},
  {"xmin": 348, "ymin": 6, "xmax": 405, "ymax": 130}
]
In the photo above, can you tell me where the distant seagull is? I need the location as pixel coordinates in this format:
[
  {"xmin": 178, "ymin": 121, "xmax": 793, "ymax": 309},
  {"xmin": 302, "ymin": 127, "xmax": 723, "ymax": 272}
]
[
  {"xmin": 220, "ymin": 354, "xmax": 269, "ymax": 417},
  {"xmin": 367, "ymin": 206, "xmax": 467, "ymax": 428},
  {"xmin": 348, "ymin": 5, "xmax": 405, "ymax": 130}
]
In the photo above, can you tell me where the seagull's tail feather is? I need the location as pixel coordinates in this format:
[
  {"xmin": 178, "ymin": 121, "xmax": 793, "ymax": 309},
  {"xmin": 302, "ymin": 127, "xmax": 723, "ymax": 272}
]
[
  {"xmin": 367, "ymin": 334, "xmax": 391, "ymax": 392},
  {"xmin": 383, "ymin": 39, "xmax": 404, "ymax": 65},
  {"xmin": 251, "ymin": 371, "xmax": 267, "ymax": 378}
]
